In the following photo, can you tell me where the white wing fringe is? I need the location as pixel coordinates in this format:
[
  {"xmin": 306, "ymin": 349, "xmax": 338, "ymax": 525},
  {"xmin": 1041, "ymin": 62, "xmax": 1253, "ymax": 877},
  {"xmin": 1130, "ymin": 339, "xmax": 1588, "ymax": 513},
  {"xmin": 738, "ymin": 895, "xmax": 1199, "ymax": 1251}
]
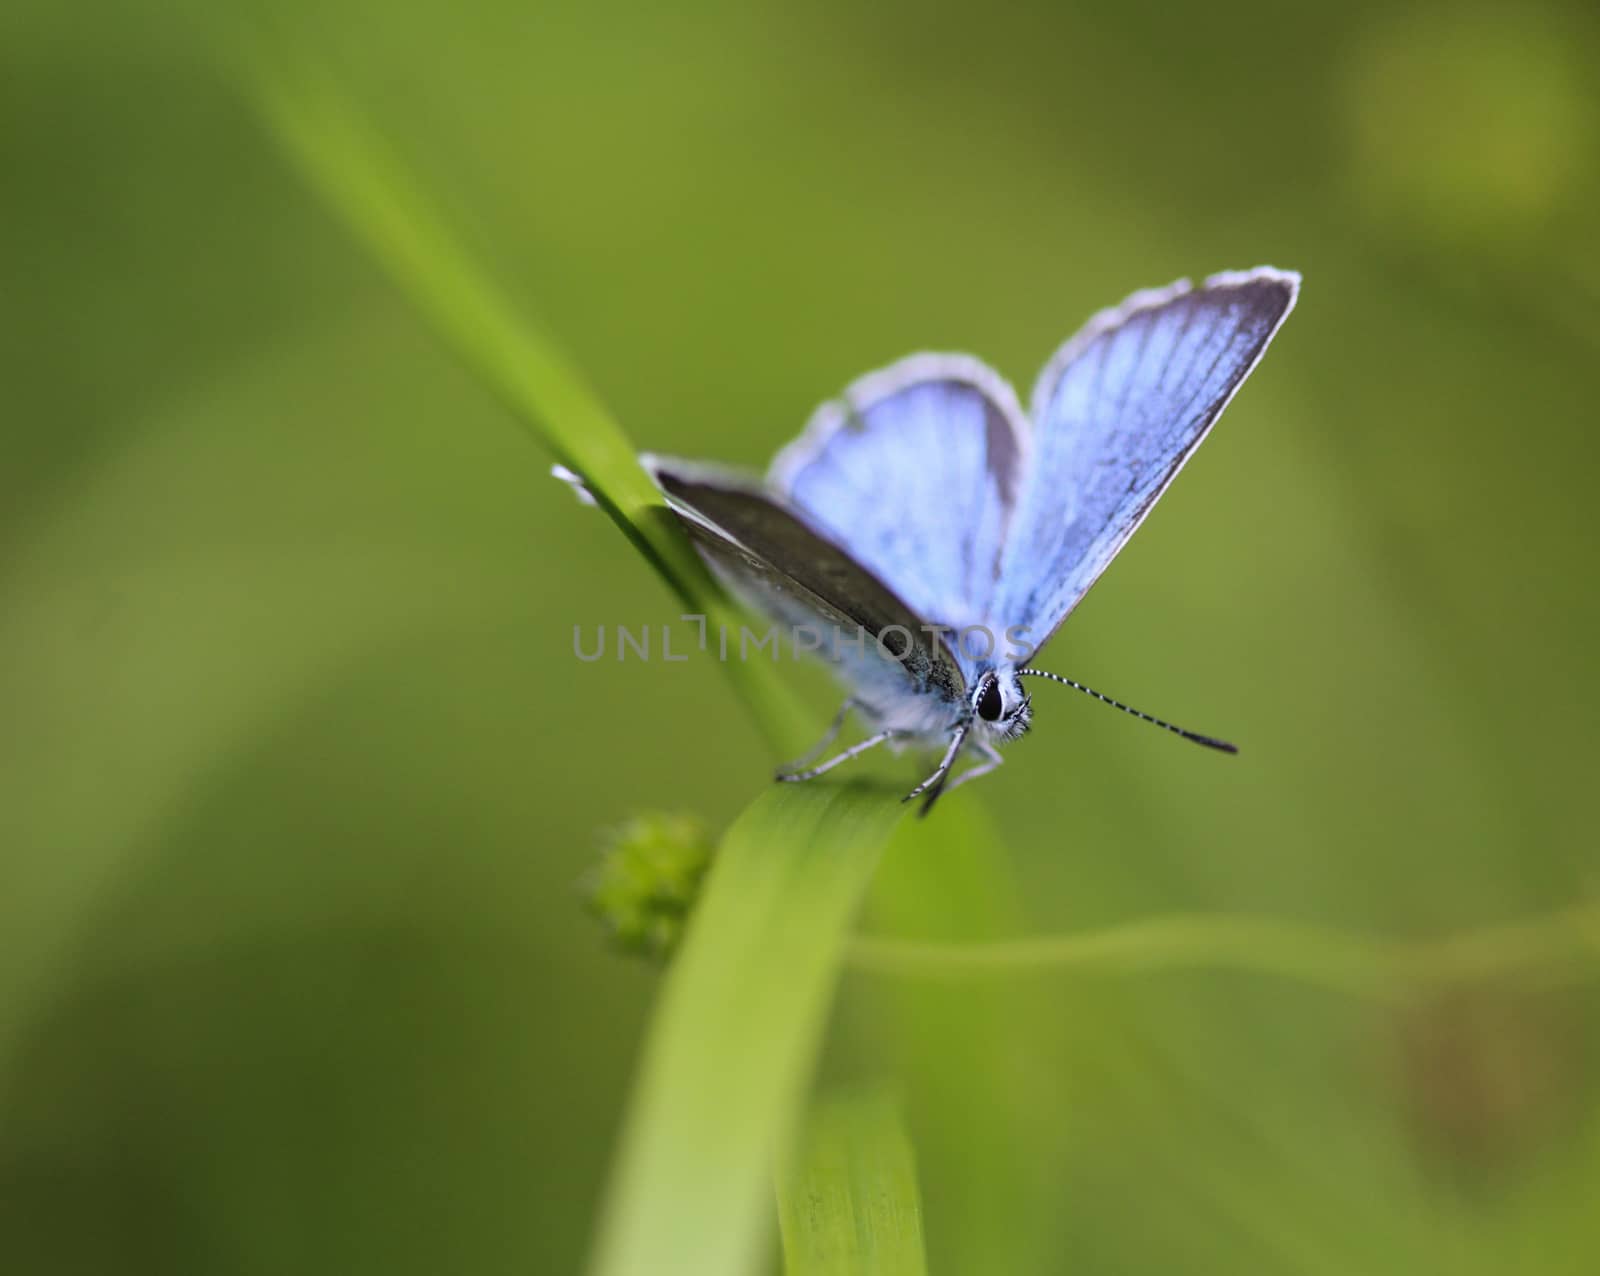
[{"xmin": 550, "ymin": 463, "xmax": 598, "ymax": 507}]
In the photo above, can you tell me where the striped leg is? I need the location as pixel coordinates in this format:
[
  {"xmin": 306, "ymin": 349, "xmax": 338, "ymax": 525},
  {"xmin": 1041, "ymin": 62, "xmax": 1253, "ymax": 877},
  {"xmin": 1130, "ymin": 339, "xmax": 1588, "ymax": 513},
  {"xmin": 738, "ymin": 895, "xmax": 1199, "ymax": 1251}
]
[
  {"xmin": 943, "ymin": 740, "xmax": 1004, "ymax": 795},
  {"xmin": 776, "ymin": 728, "xmax": 900, "ymax": 783},
  {"xmin": 775, "ymin": 699, "xmax": 858, "ymax": 777},
  {"xmin": 902, "ymin": 725, "xmax": 969, "ymax": 814}
]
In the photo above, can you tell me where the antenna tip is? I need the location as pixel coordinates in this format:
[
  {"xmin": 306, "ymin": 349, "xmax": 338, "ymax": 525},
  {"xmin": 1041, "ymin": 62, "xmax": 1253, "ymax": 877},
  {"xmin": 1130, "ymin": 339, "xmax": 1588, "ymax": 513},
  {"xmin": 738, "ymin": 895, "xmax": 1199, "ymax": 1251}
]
[{"xmin": 1189, "ymin": 734, "xmax": 1239, "ymax": 754}]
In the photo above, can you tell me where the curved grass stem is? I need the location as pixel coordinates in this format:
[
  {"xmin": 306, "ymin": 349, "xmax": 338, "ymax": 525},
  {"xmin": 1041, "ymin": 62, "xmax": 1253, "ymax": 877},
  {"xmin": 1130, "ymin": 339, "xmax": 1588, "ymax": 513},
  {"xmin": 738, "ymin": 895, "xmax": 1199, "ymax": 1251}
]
[
  {"xmin": 247, "ymin": 52, "xmax": 812, "ymax": 753},
  {"xmin": 846, "ymin": 904, "xmax": 1600, "ymax": 998}
]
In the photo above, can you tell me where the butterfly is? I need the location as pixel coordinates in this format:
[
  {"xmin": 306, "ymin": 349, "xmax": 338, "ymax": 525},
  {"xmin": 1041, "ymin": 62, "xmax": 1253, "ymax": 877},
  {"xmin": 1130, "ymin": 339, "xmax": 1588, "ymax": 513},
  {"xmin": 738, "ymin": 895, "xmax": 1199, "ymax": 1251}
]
[{"xmin": 566, "ymin": 268, "xmax": 1298, "ymax": 813}]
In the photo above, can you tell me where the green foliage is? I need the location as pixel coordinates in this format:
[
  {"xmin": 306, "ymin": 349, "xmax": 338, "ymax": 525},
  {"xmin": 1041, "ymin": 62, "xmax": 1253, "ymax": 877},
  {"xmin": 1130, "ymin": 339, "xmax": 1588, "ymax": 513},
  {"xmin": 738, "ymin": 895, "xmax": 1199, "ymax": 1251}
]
[
  {"xmin": 848, "ymin": 902, "xmax": 1600, "ymax": 996},
  {"xmin": 248, "ymin": 49, "xmax": 814, "ymax": 755},
  {"xmin": 249, "ymin": 56, "xmax": 701, "ymax": 598},
  {"xmin": 777, "ymin": 1088, "xmax": 928, "ymax": 1276},
  {"xmin": 589, "ymin": 784, "xmax": 905, "ymax": 1276},
  {"xmin": 248, "ymin": 59, "xmax": 915, "ymax": 1276},
  {"xmin": 585, "ymin": 812, "xmax": 714, "ymax": 962},
  {"xmin": 7, "ymin": 3, "xmax": 1600, "ymax": 1275},
  {"xmin": 859, "ymin": 794, "xmax": 1060, "ymax": 1272}
]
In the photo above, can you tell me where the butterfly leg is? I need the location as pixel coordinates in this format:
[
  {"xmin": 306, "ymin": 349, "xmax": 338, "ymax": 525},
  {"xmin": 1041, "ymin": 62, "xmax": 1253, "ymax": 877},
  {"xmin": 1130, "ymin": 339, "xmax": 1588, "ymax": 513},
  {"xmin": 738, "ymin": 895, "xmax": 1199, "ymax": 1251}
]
[
  {"xmin": 903, "ymin": 724, "xmax": 969, "ymax": 814},
  {"xmin": 775, "ymin": 699, "xmax": 859, "ymax": 777},
  {"xmin": 776, "ymin": 727, "xmax": 900, "ymax": 783},
  {"xmin": 942, "ymin": 740, "xmax": 1004, "ymax": 795}
]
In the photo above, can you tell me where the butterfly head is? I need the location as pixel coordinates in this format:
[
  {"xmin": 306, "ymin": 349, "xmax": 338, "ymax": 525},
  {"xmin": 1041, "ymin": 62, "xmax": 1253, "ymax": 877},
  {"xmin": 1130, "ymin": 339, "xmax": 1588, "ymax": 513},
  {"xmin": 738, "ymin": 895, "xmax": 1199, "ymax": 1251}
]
[{"xmin": 971, "ymin": 668, "xmax": 1032, "ymax": 743}]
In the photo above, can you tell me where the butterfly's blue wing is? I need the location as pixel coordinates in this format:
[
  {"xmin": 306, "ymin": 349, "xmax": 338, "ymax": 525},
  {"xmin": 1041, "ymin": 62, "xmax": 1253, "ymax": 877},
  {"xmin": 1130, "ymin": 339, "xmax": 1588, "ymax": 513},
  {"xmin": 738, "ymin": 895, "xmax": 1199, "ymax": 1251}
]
[
  {"xmin": 769, "ymin": 355, "xmax": 1028, "ymax": 636},
  {"xmin": 643, "ymin": 456, "xmax": 968, "ymax": 733},
  {"xmin": 994, "ymin": 267, "xmax": 1299, "ymax": 659}
]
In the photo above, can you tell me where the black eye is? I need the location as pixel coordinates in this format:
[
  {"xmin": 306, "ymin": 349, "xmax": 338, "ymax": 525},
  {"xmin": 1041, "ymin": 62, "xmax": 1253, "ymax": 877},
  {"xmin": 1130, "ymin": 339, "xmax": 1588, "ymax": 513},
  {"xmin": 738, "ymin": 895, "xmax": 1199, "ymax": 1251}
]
[{"xmin": 976, "ymin": 676, "xmax": 1003, "ymax": 722}]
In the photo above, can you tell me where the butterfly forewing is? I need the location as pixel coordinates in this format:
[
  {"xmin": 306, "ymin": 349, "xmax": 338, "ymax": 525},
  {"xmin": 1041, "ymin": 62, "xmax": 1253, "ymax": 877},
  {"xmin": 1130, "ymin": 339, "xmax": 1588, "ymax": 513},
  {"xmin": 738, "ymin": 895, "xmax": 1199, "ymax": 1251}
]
[
  {"xmin": 769, "ymin": 356, "xmax": 1028, "ymax": 635},
  {"xmin": 994, "ymin": 268, "xmax": 1299, "ymax": 659}
]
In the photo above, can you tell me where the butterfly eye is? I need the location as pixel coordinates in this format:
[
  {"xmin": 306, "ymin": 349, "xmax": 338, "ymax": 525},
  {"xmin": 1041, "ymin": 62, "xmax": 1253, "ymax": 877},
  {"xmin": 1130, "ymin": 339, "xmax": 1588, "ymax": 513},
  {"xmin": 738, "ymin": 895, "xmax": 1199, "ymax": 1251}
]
[{"xmin": 976, "ymin": 675, "xmax": 1003, "ymax": 723}]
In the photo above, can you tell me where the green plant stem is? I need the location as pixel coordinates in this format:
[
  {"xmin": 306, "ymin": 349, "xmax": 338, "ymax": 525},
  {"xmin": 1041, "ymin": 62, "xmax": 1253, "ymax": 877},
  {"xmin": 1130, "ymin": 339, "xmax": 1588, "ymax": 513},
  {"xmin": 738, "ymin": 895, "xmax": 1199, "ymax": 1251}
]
[
  {"xmin": 244, "ymin": 53, "xmax": 919, "ymax": 1276},
  {"xmin": 845, "ymin": 904, "xmax": 1600, "ymax": 996},
  {"xmin": 859, "ymin": 795, "xmax": 1057, "ymax": 1274},
  {"xmin": 247, "ymin": 55, "xmax": 812, "ymax": 753},
  {"xmin": 777, "ymin": 1087, "xmax": 928, "ymax": 1276},
  {"xmin": 589, "ymin": 783, "xmax": 905, "ymax": 1276}
]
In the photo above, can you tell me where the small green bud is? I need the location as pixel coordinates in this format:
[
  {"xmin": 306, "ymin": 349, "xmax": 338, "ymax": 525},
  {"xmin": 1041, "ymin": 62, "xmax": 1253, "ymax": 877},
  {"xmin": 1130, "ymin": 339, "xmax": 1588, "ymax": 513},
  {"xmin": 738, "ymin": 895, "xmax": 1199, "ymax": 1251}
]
[{"xmin": 583, "ymin": 812, "xmax": 713, "ymax": 962}]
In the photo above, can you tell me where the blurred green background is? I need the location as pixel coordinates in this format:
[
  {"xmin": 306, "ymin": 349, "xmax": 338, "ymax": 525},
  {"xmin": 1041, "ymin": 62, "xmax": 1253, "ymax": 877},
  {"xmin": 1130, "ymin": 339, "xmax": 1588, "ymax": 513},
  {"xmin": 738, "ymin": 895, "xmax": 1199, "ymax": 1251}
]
[{"xmin": 4, "ymin": 0, "xmax": 1599, "ymax": 1271}]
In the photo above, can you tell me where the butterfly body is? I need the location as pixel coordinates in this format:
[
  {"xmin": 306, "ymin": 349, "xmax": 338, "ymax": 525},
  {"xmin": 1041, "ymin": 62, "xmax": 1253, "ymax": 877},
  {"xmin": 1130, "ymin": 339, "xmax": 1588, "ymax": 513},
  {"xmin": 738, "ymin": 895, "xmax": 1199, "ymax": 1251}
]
[{"xmin": 606, "ymin": 268, "xmax": 1297, "ymax": 810}]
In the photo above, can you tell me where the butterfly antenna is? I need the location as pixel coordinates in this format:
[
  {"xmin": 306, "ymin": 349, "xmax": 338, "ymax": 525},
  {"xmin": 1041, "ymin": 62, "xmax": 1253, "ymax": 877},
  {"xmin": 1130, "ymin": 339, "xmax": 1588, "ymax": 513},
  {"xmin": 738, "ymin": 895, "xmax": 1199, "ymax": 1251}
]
[{"xmin": 1016, "ymin": 669, "xmax": 1238, "ymax": 753}]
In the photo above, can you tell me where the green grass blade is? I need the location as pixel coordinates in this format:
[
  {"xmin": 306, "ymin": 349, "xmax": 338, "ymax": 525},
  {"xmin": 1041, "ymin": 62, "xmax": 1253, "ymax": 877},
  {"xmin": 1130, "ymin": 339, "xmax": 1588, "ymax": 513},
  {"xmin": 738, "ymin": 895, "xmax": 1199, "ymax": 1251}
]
[
  {"xmin": 777, "ymin": 1087, "xmax": 928, "ymax": 1276},
  {"xmin": 589, "ymin": 782, "xmax": 906, "ymax": 1276},
  {"xmin": 860, "ymin": 794, "xmax": 1061, "ymax": 1274},
  {"xmin": 248, "ymin": 59, "xmax": 691, "ymax": 593},
  {"xmin": 245, "ymin": 55, "xmax": 811, "ymax": 752}
]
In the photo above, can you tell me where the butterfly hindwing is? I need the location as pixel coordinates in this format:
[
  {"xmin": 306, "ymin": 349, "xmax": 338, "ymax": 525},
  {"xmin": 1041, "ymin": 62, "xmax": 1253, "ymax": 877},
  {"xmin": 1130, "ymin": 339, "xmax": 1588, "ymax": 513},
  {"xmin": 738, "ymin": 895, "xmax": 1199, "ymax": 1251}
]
[
  {"xmin": 994, "ymin": 268, "xmax": 1299, "ymax": 658},
  {"xmin": 768, "ymin": 355, "xmax": 1028, "ymax": 637},
  {"xmin": 644, "ymin": 457, "xmax": 967, "ymax": 722}
]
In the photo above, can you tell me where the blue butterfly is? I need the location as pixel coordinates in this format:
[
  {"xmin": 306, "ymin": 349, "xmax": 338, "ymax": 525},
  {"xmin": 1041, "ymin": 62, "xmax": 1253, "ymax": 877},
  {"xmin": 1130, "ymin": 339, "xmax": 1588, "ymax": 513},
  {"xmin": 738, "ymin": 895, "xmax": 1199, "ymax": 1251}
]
[{"xmin": 599, "ymin": 268, "xmax": 1298, "ymax": 812}]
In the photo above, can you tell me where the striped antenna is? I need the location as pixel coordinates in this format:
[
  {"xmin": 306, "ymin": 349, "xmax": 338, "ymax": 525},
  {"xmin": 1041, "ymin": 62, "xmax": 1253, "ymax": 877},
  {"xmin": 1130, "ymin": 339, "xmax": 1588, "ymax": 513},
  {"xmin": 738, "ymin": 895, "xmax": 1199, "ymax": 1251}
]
[{"xmin": 1016, "ymin": 669, "xmax": 1238, "ymax": 754}]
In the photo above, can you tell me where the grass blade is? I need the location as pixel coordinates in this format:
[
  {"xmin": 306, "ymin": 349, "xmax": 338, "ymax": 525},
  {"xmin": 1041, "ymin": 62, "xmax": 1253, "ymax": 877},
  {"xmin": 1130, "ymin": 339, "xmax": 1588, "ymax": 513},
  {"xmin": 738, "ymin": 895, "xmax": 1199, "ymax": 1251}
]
[
  {"xmin": 777, "ymin": 1087, "xmax": 928, "ymax": 1276},
  {"xmin": 249, "ymin": 58, "xmax": 693, "ymax": 594},
  {"xmin": 860, "ymin": 794, "xmax": 1060, "ymax": 1274},
  {"xmin": 246, "ymin": 54, "xmax": 811, "ymax": 752},
  {"xmin": 589, "ymin": 782, "xmax": 906, "ymax": 1276}
]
